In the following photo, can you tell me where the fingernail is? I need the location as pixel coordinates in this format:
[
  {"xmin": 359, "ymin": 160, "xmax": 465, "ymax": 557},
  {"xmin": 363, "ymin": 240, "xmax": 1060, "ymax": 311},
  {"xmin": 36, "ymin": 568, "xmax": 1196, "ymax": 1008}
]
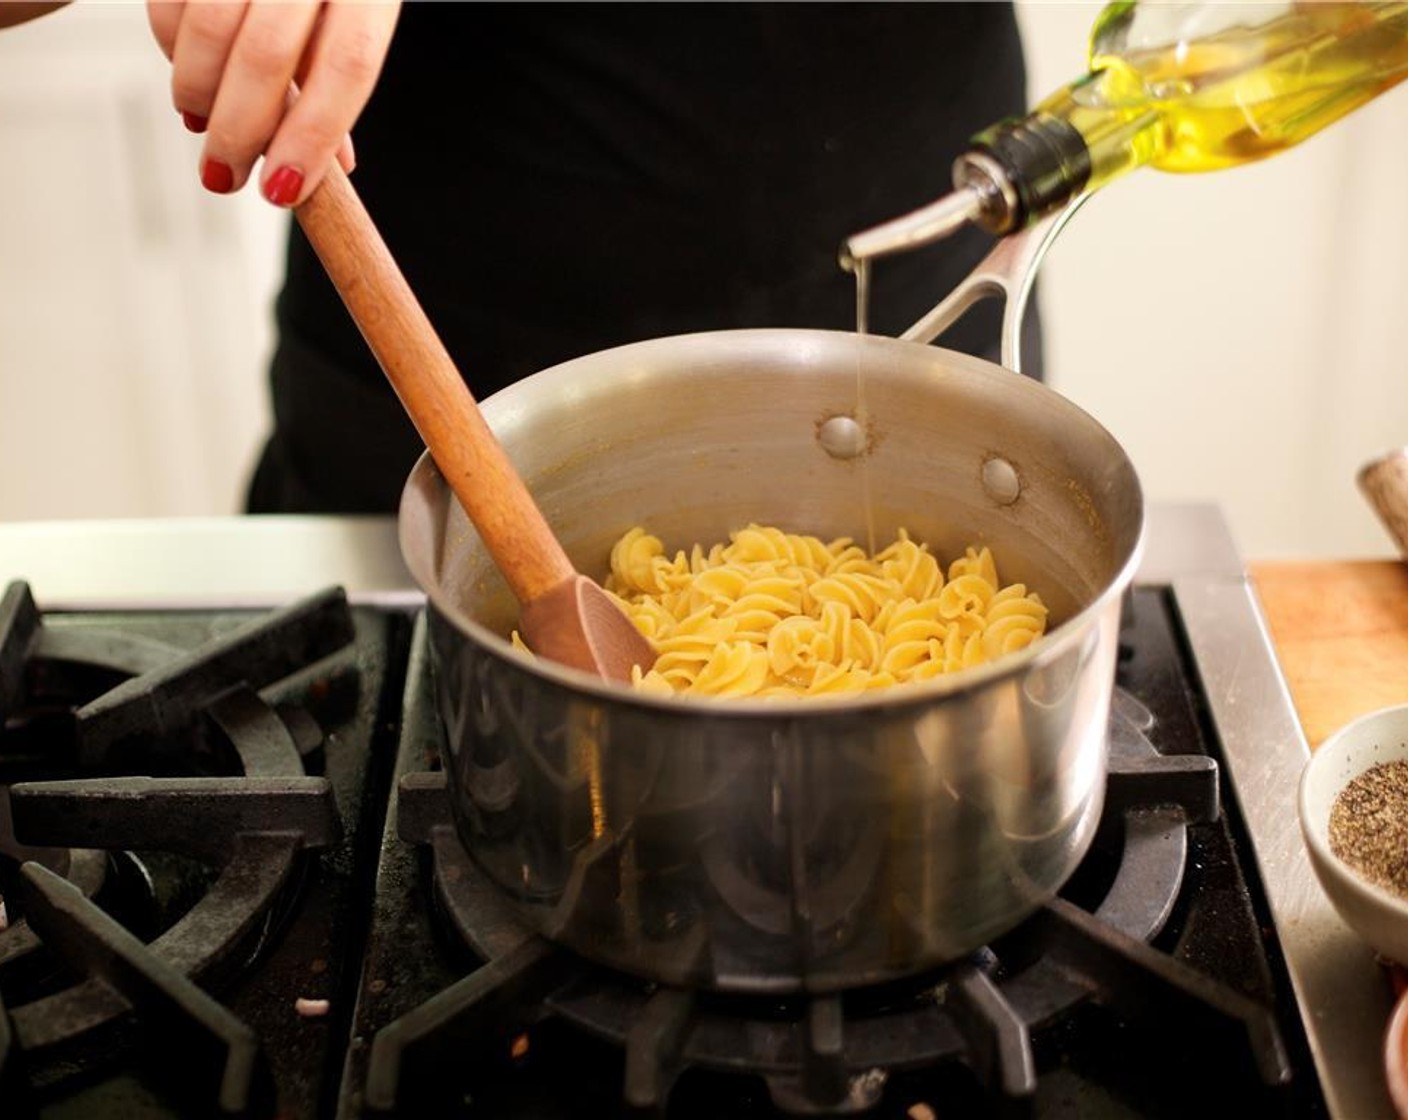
[
  {"xmin": 263, "ymin": 165, "xmax": 304, "ymax": 207},
  {"xmin": 181, "ymin": 111, "xmax": 208, "ymax": 134},
  {"xmin": 201, "ymin": 158, "xmax": 234, "ymax": 194}
]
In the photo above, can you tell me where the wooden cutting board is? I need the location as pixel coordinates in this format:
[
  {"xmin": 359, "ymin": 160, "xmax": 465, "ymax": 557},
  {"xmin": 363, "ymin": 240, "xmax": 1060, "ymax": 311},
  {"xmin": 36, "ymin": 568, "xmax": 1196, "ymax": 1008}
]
[{"xmin": 1250, "ymin": 559, "xmax": 1408, "ymax": 750}]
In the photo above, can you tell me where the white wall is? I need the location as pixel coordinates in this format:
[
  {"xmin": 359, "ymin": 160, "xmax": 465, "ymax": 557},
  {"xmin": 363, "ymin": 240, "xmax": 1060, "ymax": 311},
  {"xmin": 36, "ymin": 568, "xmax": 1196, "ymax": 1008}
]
[
  {"xmin": 1015, "ymin": 2, "xmax": 1408, "ymax": 560},
  {"xmin": 0, "ymin": 2, "xmax": 283, "ymax": 520},
  {"xmin": 0, "ymin": 2, "xmax": 1405, "ymax": 559}
]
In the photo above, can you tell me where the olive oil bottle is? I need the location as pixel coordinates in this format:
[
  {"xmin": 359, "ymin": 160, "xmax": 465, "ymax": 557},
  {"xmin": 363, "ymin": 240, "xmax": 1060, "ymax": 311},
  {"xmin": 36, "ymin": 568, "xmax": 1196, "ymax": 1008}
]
[{"xmin": 846, "ymin": 1, "xmax": 1408, "ymax": 263}]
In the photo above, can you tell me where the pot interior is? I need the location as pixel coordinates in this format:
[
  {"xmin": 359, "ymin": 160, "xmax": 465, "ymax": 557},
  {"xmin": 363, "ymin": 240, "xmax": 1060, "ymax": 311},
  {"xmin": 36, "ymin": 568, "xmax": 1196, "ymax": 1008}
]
[{"xmin": 400, "ymin": 328, "xmax": 1144, "ymax": 675}]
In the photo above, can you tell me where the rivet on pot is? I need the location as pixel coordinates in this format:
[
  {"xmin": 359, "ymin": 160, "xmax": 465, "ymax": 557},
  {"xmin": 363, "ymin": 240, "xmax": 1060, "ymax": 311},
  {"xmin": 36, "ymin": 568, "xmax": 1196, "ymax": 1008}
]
[
  {"xmin": 981, "ymin": 455, "xmax": 1021, "ymax": 505},
  {"xmin": 818, "ymin": 415, "xmax": 867, "ymax": 460}
]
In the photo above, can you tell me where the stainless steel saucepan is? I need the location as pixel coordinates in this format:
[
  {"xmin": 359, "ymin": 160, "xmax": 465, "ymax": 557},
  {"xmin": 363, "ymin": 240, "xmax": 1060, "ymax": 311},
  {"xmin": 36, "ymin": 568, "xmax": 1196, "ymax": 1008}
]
[{"xmin": 398, "ymin": 203, "xmax": 1144, "ymax": 993}]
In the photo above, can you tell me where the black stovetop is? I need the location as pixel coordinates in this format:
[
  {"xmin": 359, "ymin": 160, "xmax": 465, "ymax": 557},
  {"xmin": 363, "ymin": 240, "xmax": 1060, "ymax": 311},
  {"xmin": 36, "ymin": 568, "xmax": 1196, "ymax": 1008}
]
[{"xmin": 0, "ymin": 580, "xmax": 1329, "ymax": 1118}]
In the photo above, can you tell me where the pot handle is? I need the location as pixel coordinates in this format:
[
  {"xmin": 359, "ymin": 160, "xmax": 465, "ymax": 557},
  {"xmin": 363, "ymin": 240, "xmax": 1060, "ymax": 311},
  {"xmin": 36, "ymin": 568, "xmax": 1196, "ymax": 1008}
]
[{"xmin": 898, "ymin": 195, "xmax": 1087, "ymax": 375}]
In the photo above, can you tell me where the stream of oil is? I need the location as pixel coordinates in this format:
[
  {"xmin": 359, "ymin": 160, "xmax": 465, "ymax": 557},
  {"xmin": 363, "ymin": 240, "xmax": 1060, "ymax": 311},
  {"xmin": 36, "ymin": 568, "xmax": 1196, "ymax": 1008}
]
[{"xmin": 852, "ymin": 259, "xmax": 877, "ymax": 556}]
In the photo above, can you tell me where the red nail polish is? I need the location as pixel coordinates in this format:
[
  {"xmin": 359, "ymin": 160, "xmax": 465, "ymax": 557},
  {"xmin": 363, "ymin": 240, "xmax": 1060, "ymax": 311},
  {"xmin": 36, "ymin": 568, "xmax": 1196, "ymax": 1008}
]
[
  {"xmin": 182, "ymin": 111, "xmax": 208, "ymax": 134},
  {"xmin": 263, "ymin": 165, "xmax": 304, "ymax": 207},
  {"xmin": 201, "ymin": 158, "xmax": 234, "ymax": 194}
]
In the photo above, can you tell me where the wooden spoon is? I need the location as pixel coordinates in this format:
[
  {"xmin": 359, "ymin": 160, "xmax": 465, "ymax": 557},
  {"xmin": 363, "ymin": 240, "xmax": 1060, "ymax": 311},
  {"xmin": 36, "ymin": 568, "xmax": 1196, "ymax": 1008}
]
[{"xmin": 293, "ymin": 164, "xmax": 655, "ymax": 683}]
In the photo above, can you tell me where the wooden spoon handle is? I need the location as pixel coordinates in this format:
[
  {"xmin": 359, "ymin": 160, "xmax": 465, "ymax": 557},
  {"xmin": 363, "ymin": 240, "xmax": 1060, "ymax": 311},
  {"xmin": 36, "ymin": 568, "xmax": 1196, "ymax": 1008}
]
[{"xmin": 294, "ymin": 164, "xmax": 575, "ymax": 603}]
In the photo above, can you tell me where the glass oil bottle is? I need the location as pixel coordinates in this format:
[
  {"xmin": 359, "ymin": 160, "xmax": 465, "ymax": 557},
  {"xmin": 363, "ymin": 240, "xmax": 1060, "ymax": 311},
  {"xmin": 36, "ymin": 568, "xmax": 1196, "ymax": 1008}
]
[{"xmin": 846, "ymin": 1, "xmax": 1408, "ymax": 263}]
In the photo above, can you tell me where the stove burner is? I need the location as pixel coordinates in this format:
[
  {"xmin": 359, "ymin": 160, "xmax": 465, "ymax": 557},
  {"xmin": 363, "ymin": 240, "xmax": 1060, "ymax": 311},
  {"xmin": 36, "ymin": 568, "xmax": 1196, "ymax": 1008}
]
[
  {"xmin": 0, "ymin": 581, "xmax": 355, "ymax": 1115},
  {"xmin": 361, "ymin": 648, "xmax": 1293, "ymax": 1117},
  {"xmin": 0, "ymin": 534, "xmax": 1336, "ymax": 1119}
]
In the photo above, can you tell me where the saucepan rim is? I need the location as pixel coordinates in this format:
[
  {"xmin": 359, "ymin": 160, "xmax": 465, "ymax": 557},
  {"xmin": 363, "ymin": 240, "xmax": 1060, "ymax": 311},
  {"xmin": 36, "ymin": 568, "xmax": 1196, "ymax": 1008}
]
[{"xmin": 398, "ymin": 327, "xmax": 1147, "ymax": 716}]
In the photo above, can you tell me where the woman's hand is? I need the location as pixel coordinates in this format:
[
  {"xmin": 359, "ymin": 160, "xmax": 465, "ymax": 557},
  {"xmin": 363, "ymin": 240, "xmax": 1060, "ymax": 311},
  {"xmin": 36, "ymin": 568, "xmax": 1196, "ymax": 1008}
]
[{"xmin": 146, "ymin": 1, "xmax": 401, "ymax": 207}]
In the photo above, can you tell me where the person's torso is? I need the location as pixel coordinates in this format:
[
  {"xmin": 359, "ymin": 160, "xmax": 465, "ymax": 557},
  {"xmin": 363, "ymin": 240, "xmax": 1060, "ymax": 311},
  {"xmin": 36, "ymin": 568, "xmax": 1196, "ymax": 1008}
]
[{"xmin": 281, "ymin": 3, "xmax": 1032, "ymax": 394}]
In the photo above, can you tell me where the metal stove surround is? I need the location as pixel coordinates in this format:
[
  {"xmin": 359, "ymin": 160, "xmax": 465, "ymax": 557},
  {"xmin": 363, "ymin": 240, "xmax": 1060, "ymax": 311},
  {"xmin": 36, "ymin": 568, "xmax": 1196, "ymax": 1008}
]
[{"xmin": 1157, "ymin": 510, "xmax": 1396, "ymax": 1120}]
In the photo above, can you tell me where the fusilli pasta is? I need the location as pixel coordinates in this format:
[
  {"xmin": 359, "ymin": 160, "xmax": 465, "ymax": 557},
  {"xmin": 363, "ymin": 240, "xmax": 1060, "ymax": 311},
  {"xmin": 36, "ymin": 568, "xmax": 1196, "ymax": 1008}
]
[{"xmin": 585, "ymin": 524, "xmax": 1049, "ymax": 699}]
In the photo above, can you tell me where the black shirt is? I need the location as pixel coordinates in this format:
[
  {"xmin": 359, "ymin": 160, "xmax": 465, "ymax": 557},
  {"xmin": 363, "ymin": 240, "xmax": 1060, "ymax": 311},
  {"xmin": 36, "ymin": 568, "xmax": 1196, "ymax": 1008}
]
[{"xmin": 250, "ymin": 2, "xmax": 1036, "ymax": 514}]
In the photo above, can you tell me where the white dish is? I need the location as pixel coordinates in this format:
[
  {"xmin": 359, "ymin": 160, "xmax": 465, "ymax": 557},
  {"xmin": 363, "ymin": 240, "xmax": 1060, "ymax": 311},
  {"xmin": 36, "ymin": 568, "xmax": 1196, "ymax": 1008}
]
[{"xmin": 1299, "ymin": 704, "xmax": 1408, "ymax": 966}]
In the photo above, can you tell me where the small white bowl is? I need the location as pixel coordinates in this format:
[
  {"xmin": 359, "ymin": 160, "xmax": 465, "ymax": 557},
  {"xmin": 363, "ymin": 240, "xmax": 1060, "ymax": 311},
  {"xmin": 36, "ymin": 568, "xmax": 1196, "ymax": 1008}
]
[{"xmin": 1300, "ymin": 703, "xmax": 1408, "ymax": 966}]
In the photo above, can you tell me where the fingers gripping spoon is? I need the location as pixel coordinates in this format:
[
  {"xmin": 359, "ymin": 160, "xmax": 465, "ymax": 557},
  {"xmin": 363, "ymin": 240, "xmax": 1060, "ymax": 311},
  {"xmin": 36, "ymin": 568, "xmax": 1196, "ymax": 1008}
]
[{"xmin": 294, "ymin": 165, "xmax": 655, "ymax": 683}]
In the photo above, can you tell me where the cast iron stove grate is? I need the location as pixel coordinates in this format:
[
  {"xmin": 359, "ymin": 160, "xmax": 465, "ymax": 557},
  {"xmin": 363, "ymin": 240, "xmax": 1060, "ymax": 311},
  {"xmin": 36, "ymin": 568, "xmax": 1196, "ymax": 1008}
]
[
  {"xmin": 344, "ymin": 592, "xmax": 1326, "ymax": 1119},
  {"xmin": 0, "ymin": 581, "xmax": 408, "ymax": 1119}
]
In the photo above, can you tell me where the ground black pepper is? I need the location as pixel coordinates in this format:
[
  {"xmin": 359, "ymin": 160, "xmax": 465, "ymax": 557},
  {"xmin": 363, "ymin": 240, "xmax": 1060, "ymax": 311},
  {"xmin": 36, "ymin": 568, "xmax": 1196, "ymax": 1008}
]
[{"xmin": 1329, "ymin": 759, "xmax": 1408, "ymax": 898}]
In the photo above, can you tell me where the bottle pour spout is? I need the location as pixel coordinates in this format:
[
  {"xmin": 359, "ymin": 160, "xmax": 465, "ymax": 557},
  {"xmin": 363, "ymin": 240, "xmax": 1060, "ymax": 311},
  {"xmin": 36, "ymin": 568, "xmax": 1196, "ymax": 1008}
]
[
  {"xmin": 841, "ymin": 113, "xmax": 1093, "ymax": 269},
  {"xmin": 841, "ymin": 186, "xmax": 987, "ymax": 267}
]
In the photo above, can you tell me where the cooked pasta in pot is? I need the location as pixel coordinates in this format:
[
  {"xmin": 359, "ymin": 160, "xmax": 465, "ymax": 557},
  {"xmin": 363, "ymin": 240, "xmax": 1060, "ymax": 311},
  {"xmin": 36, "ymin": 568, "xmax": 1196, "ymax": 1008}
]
[{"xmin": 577, "ymin": 523, "xmax": 1048, "ymax": 699}]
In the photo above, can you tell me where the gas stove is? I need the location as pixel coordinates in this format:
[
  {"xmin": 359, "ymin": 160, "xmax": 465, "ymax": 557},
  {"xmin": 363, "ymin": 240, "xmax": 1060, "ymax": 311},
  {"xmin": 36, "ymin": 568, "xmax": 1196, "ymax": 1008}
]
[{"xmin": 0, "ymin": 505, "xmax": 1392, "ymax": 1117}]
